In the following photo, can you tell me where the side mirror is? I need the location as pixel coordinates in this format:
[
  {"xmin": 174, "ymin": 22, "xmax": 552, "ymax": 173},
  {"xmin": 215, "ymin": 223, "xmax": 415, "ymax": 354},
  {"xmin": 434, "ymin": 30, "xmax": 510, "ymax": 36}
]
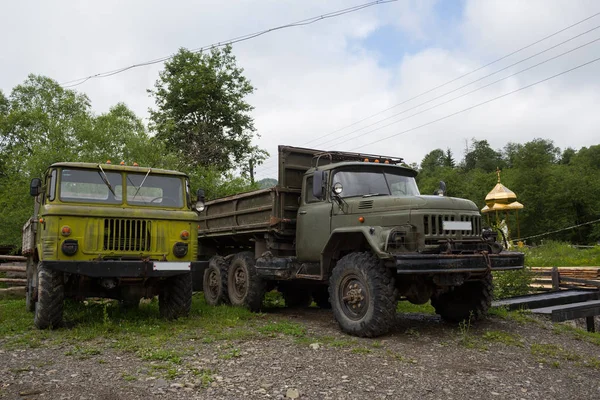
[
  {"xmin": 434, "ymin": 181, "xmax": 446, "ymax": 196},
  {"xmin": 195, "ymin": 188, "xmax": 206, "ymax": 212},
  {"xmin": 312, "ymin": 170, "xmax": 325, "ymax": 200},
  {"xmin": 30, "ymin": 178, "xmax": 42, "ymax": 197}
]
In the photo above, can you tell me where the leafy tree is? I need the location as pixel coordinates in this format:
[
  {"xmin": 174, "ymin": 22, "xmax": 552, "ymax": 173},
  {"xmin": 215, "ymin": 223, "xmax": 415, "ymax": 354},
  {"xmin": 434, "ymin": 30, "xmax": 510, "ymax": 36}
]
[
  {"xmin": 0, "ymin": 75, "xmax": 171, "ymax": 248},
  {"xmin": 419, "ymin": 149, "xmax": 446, "ymax": 174},
  {"xmin": 149, "ymin": 46, "xmax": 267, "ymax": 174},
  {"xmin": 463, "ymin": 139, "xmax": 503, "ymax": 172}
]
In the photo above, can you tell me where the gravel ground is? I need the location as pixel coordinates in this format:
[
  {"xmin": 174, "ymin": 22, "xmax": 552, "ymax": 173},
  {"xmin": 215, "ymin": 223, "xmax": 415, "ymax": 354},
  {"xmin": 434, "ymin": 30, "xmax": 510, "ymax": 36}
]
[{"xmin": 1, "ymin": 308, "xmax": 599, "ymax": 400}]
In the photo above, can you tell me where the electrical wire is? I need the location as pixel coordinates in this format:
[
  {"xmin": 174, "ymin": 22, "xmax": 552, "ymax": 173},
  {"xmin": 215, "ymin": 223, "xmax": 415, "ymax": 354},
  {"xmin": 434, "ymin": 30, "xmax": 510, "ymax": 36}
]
[
  {"xmin": 300, "ymin": 10, "xmax": 600, "ymax": 147},
  {"xmin": 311, "ymin": 26, "xmax": 600, "ymax": 149},
  {"xmin": 253, "ymin": 10, "xmax": 600, "ymax": 176},
  {"xmin": 60, "ymin": 0, "xmax": 397, "ymax": 88},
  {"xmin": 323, "ymin": 36, "xmax": 600, "ymax": 150},
  {"xmin": 516, "ymin": 217, "xmax": 600, "ymax": 242},
  {"xmin": 345, "ymin": 55, "xmax": 600, "ymax": 151}
]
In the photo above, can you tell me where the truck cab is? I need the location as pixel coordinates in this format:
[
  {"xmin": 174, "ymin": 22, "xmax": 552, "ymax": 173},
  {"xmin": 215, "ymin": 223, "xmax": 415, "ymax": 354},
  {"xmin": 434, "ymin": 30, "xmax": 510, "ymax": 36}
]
[{"xmin": 23, "ymin": 162, "xmax": 201, "ymax": 329}]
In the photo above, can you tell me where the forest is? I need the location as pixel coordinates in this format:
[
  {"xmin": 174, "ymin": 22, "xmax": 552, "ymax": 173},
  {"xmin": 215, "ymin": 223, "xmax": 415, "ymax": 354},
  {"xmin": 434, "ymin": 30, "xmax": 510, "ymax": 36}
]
[{"xmin": 1, "ymin": 46, "xmax": 598, "ymax": 249}]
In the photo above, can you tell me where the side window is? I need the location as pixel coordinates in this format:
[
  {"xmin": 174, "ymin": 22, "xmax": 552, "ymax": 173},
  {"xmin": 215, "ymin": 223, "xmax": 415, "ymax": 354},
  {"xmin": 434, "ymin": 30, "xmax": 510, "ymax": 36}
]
[
  {"xmin": 48, "ymin": 170, "xmax": 57, "ymax": 201},
  {"xmin": 305, "ymin": 175, "xmax": 323, "ymax": 204}
]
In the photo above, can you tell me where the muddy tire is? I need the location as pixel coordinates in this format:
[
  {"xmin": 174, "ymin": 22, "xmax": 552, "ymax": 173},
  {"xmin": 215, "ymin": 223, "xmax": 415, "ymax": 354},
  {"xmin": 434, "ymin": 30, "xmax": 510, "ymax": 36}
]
[
  {"xmin": 312, "ymin": 286, "xmax": 331, "ymax": 309},
  {"xmin": 431, "ymin": 273, "xmax": 493, "ymax": 323},
  {"xmin": 280, "ymin": 284, "xmax": 312, "ymax": 308},
  {"xmin": 203, "ymin": 256, "xmax": 229, "ymax": 306},
  {"xmin": 227, "ymin": 252, "xmax": 265, "ymax": 312},
  {"xmin": 34, "ymin": 264, "xmax": 64, "ymax": 329},
  {"xmin": 159, "ymin": 272, "xmax": 192, "ymax": 320},
  {"xmin": 329, "ymin": 252, "xmax": 397, "ymax": 337}
]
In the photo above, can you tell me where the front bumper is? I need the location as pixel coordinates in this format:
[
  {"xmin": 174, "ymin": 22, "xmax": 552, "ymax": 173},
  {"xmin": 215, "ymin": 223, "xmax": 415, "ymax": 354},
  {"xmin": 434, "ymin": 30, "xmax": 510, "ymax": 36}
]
[
  {"xmin": 44, "ymin": 260, "xmax": 208, "ymax": 278},
  {"xmin": 392, "ymin": 251, "xmax": 524, "ymax": 274}
]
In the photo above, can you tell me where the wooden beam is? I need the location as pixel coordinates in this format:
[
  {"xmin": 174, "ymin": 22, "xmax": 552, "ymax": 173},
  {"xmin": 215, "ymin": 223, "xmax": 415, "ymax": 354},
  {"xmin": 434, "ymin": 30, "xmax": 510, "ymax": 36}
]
[
  {"xmin": 0, "ymin": 255, "xmax": 26, "ymax": 261},
  {"xmin": 0, "ymin": 265, "xmax": 26, "ymax": 273},
  {"xmin": 0, "ymin": 278, "xmax": 26, "ymax": 284}
]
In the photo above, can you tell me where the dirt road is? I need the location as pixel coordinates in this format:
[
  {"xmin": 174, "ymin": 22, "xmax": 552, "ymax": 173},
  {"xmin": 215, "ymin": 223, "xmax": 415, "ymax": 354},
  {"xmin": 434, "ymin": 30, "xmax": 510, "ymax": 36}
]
[{"xmin": 1, "ymin": 300, "xmax": 599, "ymax": 399}]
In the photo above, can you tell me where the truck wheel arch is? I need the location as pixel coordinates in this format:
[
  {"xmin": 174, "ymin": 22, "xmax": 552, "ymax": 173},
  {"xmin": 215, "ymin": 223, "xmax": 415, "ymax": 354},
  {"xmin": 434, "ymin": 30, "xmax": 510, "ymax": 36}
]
[{"xmin": 321, "ymin": 229, "xmax": 386, "ymax": 276}]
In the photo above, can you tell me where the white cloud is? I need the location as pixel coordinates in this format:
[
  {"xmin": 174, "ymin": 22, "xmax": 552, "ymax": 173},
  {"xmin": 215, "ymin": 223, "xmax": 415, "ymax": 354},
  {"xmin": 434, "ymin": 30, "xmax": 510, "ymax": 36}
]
[{"xmin": 1, "ymin": 0, "xmax": 599, "ymax": 180}]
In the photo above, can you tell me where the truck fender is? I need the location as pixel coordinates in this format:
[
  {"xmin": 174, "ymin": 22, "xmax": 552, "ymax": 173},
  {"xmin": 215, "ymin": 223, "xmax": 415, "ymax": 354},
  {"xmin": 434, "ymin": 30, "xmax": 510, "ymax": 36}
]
[{"xmin": 320, "ymin": 227, "xmax": 391, "ymax": 276}]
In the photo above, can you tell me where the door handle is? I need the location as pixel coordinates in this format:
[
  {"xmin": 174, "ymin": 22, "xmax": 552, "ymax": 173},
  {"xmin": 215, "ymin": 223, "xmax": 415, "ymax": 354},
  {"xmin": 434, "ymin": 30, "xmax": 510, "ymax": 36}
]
[{"xmin": 299, "ymin": 211, "xmax": 307, "ymax": 215}]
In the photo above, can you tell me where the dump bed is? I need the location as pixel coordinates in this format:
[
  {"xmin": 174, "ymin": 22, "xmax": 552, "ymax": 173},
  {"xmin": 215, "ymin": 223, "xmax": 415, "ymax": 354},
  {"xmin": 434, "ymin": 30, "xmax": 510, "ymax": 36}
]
[
  {"xmin": 198, "ymin": 145, "xmax": 405, "ymax": 240},
  {"xmin": 198, "ymin": 146, "xmax": 319, "ymax": 238}
]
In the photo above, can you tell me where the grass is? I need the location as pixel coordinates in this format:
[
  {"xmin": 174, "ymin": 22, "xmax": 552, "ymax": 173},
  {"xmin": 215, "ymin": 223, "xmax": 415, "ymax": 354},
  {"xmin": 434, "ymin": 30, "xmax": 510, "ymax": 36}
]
[
  {"xmin": 396, "ymin": 300, "xmax": 435, "ymax": 314},
  {"xmin": 552, "ymin": 323, "xmax": 600, "ymax": 346},
  {"xmin": 481, "ymin": 330, "xmax": 523, "ymax": 347},
  {"xmin": 0, "ymin": 294, "xmax": 257, "ymax": 352},
  {"xmin": 519, "ymin": 241, "xmax": 600, "ymax": 267}
]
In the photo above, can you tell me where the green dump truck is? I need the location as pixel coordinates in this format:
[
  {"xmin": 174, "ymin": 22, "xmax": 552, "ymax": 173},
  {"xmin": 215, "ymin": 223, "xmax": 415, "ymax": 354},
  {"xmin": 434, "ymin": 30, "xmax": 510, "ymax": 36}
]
[
  {"xmin": 197, "ymin": 146, "xmax": 524, "ymax": 337},
  {"xmin": 22, "ymin": 162, "xmax": 204, "ymax": 329}
]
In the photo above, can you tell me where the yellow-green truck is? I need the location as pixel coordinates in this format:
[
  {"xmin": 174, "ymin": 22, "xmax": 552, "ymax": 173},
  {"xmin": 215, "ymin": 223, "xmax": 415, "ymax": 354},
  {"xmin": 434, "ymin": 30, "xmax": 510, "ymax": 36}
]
[{"xmin": 22, "ymin": 162, "xmax": 204, "ymax": 329}]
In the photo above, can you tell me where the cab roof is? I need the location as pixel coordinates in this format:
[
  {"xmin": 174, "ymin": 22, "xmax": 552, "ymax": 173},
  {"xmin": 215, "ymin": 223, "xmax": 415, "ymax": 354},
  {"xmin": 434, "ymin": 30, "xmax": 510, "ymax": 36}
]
[
  {"xmin": 49, "ymin": 162, "xmax": 188, "ymax": 177},
  {"xmin": 307, "ymin": 161, "xmax": 418, "ymax": 177}
]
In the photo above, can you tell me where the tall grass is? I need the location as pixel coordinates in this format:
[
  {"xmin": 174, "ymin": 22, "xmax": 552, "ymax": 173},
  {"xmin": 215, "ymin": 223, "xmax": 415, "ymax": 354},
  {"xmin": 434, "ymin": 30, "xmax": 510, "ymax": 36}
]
[{"xmin": 519, "ymin": 241, "xmax": 600, "ymax": 267}]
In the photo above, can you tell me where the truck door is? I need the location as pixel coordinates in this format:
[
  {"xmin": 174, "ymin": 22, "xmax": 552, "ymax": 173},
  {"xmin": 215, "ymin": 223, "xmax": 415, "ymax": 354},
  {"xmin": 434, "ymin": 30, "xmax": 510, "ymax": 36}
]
[{"xmin": 296, "ymin": 173, "xmax": 332, "ymax": 262}]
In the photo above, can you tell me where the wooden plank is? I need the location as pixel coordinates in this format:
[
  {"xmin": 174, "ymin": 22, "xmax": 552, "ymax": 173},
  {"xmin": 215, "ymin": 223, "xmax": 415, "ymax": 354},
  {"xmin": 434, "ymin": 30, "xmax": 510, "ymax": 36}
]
[
  {"xmin": 0, "ymin": 286, "xmax": 26, "ymax": 299},
  {"xmin": 0, "ymin": 278, "xmax": 26, "ymax": 284},
  {"xmin": 529, "ymin": 300, "xmax": 600, "ymax": 323},
  {"xmin": 492, "ymin": 290, "xmax": 600, "ymax": 310},
  {"xmin": 0, "ymin": 265, "xmax": 26, "ymax": 273},
  {"xmin": 0, "ymin": 255, "xmax": 26, "ymax": 261}
]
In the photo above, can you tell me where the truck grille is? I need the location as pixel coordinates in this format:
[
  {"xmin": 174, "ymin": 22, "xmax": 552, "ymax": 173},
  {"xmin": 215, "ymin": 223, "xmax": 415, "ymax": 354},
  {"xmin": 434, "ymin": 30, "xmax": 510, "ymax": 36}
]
[
  {"xmin": 103, "ymin": 219, "xmax": 151, "ymax": 252},
  {"xmin": 423, "ymin": 214, "xmax": 481, "ymax": 237}
]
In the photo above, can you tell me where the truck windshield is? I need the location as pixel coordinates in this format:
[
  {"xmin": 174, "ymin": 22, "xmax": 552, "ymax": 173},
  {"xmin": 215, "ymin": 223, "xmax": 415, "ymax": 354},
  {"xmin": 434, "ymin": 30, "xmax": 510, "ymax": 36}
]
[
  {"xmin": 126, "ymin": 173, "xmax": 184, "ymax": 208},
  {"xmin": 59, "ymin": 169, "xmax": 185, "ymax": 207},
  {"xmin": 332, "ymin": 169, "xmax": 420, "ymax": 198},
  {"xmin": 60, "ymin": 169, "xmax": 123, "ymax": 204}
]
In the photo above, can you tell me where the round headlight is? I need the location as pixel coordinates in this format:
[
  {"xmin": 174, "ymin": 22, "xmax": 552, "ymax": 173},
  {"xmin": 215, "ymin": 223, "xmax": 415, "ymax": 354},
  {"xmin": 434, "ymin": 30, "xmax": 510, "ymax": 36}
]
[
  {"xmin": 195, "ymin": 200, "xmax": 205, "ymax": 212},
  {"xmin": 333, "ymin": 182, "xmax": 343, "ymax": 195}
]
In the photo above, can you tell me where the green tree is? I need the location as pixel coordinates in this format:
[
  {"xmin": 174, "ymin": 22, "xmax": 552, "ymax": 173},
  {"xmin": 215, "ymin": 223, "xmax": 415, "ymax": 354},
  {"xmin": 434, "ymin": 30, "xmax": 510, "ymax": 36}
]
[
  {"xmin": 0, "ymin": 75, "xmax": 171, "ymax": 248},
  {"xmin": 149, "ymin": 46, "xmax": 267, "ymax": 174},
  {"xmin": 463, "ymin": 139, "xmax": 503, "ymax": 172}
]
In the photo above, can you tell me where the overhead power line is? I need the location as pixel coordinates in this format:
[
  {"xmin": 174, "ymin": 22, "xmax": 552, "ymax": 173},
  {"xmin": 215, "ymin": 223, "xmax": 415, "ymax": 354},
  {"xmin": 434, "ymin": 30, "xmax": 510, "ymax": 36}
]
[
  {"xmin": 300, "ymin": 10, "xmax": 600, "ymax": 147},
  {"xmin": 321, "ymin": 35, "xmax": 600, "ymax": 149},
  {"xmin": 346, "ymin": 55, "xmax": 600, "ymax": 151},
  {"xmin": 60, "ymin": 0, "xmax": 397, "ymax": 88},
  {"xmin": 254, "ymin": 10, "xmax": 600, "ymax": 176}
]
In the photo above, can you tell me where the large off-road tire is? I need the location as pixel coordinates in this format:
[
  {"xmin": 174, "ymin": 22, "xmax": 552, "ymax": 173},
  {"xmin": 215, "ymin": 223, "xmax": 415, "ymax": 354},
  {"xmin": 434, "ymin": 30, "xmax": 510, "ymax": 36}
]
[
  {"xmin": 431, "ymin": 273, "xmax": 493, "ymax": 323},
  {"xmin": 159, "ymin": 272, "xmax": 193, "ymax": 320},
  {"xmin": 279, "ymin": 284, "xmax": 312, "ymax": 308},
  {"xmin": 203, "ymin": 256, "xmax": 229, "ymax": 306},
  {"xmin": 34, "ymin": 264, "xmax": 64, "ymax": 329},
  {"xmin": 329, "ymin": 252, "xmax": 397, "ymax": 337},
  {"xmin": 312, "ymin": 286, "xmax": 331, "ymax": 309},
  {"xmin": 227, "ymin": 252, "xmax": 265, "ymax": 312},
  {"xmin": 26, "ymin": 260, "xmax": 39, "ymax": 312}
]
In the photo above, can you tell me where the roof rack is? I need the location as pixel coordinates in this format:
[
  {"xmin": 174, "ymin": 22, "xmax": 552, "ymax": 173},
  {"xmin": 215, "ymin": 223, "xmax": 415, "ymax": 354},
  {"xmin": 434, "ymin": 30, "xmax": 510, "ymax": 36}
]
[{"xmin": 312, "ymin": 150, "xmax": 403, "ymax": 168}]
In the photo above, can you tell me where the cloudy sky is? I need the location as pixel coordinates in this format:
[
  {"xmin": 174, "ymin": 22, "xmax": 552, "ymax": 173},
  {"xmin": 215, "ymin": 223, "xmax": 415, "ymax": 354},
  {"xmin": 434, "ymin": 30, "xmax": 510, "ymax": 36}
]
[{"xmin": 2, "ymin": 0, "xmax": 599, "ymax": 179}]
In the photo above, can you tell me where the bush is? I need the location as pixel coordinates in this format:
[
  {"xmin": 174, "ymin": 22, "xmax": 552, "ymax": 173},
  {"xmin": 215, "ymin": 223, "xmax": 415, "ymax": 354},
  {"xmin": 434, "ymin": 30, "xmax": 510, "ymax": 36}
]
[{"xmin": 493, "ymin": 267, "xmax": 533, "ymax": 300}]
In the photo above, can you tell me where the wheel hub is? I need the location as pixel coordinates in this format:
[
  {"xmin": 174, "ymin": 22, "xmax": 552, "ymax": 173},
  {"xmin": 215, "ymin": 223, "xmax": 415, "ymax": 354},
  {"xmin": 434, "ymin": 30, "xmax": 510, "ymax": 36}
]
[{"xmin": 339, "ymin": 277, "xmax": 369, "ymax": 320}]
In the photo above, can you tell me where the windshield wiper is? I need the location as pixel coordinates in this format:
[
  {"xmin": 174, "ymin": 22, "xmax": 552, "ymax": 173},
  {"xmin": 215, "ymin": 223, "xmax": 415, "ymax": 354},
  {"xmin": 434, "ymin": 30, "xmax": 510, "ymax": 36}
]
[
  {"xmin": 362, "ymin": 193, "xmax": 387, "ymax": 198},
  {"xmin": 97, "ymin": 164, "xmax": 116, "ymax": 196},
  {"xmin": 131, "ymin": 168, "xmax": 152, "ymax": 201}
]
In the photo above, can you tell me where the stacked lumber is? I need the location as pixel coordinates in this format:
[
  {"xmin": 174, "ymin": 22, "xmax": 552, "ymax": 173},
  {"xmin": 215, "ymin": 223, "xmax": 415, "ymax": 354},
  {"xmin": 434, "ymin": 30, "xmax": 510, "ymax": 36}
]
[
  {"xmin": 529, "ymin": 267, "xmax": 600, "ymax": 290},
  {"xmin": 531, "ymin": 267, "xmax": 600, "ymax": 280},
  {"xmin": 0, "ymin": 262, "xmax": 27, "ymax": 287}
]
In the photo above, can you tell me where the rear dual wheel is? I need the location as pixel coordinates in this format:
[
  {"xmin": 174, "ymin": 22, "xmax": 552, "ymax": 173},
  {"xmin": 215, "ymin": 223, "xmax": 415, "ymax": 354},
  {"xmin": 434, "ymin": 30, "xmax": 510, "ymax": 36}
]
[
  {"xmin": 227, "ymin": 252, "xmax": 265, "ymax": 312},
  {"xmin": 203, "ymin": 256, "xmax": 230, "ymax": 306}
]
